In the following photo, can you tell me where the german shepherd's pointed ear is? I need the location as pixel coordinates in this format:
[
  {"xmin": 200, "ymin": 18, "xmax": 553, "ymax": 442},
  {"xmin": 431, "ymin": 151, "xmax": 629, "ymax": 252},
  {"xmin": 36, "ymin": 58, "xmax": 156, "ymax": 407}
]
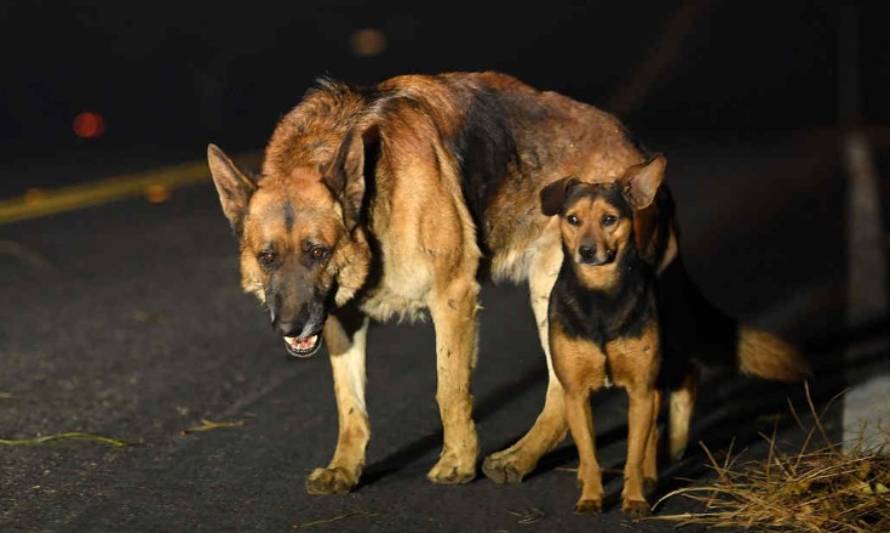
[
  {"xmin": 540, "ymin": 176, "xmax": 580, "ymax": 216},
  {"xmin": 207, "ymin": 144, "xmax": 257, "ymax": 235},
  {"xmin": 325, "ymin": 124, "xmax": 379, "ymax": 231},
  {"xmin": 621, "ymin": 154, "xmax": 666, "ymax": 210}
]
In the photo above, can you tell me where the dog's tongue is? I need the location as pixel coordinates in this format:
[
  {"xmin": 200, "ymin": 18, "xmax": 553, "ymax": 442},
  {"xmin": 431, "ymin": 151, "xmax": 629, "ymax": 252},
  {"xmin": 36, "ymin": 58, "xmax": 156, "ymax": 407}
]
[{"xmin": 286, "ymin": 335, "xmax": 318, "ymax": 351}]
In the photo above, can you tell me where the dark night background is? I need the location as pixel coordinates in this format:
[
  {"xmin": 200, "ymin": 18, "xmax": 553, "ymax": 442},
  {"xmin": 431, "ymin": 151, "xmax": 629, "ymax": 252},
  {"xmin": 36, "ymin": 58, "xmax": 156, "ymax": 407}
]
[
  {"xmin": 1, "ymin": 1, "xmax": 887, "ymax": 187},
  {"xmin": 1, "ymin": 1, "xmax": 888, "ymax": 531}
]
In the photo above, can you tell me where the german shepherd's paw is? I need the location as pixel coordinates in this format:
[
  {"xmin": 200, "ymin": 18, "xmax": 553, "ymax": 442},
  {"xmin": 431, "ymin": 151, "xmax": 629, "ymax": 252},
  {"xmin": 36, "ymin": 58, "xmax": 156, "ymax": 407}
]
[
  {"xmin": 574, "ymin": 497, "xmax": 603, "ymax": 514},
  {"xmin": 427, "ymin": 452, "xmax": 476, "ymax": 484},
  {"xmin": 305, "ymin": 466, "xmax": 357, "ymax": 495},
  {"xmin": 621, "ymin": 498, "xmax": 651, "ymax": 518},
  {"xmin": 481, "ymin": 450, "xmax": 528, "ymax": 484}
]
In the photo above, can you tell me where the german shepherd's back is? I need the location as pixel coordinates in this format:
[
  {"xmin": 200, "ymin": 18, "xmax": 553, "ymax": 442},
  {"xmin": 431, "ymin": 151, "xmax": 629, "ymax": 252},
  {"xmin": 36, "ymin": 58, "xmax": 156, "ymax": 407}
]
[{"xmin": 266, "ymin": 72, "xmax": 645, "ymax": 283}]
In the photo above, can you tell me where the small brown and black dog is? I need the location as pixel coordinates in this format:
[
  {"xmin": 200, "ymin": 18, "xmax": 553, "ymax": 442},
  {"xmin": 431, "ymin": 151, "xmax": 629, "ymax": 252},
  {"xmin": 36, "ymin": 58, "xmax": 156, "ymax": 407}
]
[
  {"xmin": 540, "ymin": 154, "xmax": 808, "ymax": 516},
  {"xmin": 542, "ymin": 155, "xmax": 668, "ymax": 516}
]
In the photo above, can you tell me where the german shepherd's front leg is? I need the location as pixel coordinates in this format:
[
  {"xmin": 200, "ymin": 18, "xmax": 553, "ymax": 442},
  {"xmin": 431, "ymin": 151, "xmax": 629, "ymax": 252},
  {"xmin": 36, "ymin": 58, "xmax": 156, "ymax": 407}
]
[
  {"xmin": 426, "ymin": 277, "xmax": 480, "ymax": 484},
  {"xmin": 305, "ymin": 311, "xmax": 370, "ymax": 495},
  {"xmin": 483, "ymin": 242, "xmax": 567, "ymax": 484}
]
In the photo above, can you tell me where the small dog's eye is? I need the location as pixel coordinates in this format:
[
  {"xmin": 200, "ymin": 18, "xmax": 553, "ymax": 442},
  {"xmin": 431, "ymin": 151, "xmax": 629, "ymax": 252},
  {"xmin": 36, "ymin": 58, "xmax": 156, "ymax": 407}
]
[
  {"xmin": 258, "ymin": 250, "xmax": 277, "ymax": 266},
  {"xmin": 602, "ymin": 214, "xmax": 617, "ymax": 227},
  {"xmin": 567, "ymin": 214, "xmax": 581, "ymax": 226},
  {"xmin": 309, "ymin": 246, "xmax": 328, "ymax": 260}
]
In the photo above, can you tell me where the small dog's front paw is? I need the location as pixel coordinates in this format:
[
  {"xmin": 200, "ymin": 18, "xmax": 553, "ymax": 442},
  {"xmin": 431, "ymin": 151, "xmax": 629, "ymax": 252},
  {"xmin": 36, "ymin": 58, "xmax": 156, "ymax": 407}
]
[
  {"xmin": 305, "ymin": 467, "xmax": 356, "ymax": 495},
  {"xmin": 574, "ymin": 497, "xmax": 603, "ymax": 514},
  {"xmin": 621, "ymin": 498, "xmax": 651, "ymax": 518},
  {"xmin": 427, "ymin": 451, "xmax": 476, "ymax": 484}
]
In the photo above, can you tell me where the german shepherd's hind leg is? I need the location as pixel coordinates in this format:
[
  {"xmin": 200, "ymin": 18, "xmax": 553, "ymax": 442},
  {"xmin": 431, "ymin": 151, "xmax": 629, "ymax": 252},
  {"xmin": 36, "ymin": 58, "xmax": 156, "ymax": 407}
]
[
  {"xmin": 426, "ymin": 277, "xmax": 480, "ymax": 484},
  {"xmin": 565, "ymin": 390, "xmax": 604, "ymax": 513},
  {"xmin": 306, "ymin": 313, "xmax": 370, "ymax": 495},
  {"xmin": 622, "ymin": 385, "xmax": 656, "ymax": 517},
  {"xmin": 483, "ymin": 244, "xmax": 567, "ymax": 484}
]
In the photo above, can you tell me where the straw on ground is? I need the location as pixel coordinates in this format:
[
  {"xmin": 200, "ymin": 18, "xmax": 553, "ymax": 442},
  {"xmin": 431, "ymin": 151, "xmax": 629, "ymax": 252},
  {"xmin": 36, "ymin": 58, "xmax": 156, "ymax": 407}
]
[
  {"xmin": 0, "ymin": 432, "xmax": 135, "ymax": 448},
  {"xmin": 651, "ymin": 384, "xmax": 889, "ymax": 532},
  {"xmin": 181, "ymin": 418, "xmax": 245, "ymax": 435}
]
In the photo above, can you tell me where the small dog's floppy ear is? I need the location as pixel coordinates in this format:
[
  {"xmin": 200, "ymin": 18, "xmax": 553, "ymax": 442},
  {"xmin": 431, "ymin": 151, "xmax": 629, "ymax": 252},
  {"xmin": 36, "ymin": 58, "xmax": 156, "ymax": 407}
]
[
  {"xmin": 540, "ymin": 177, "xmax": 579, "ymax": 216},
  {"xmin": 621, "ymin": 153, "xmax": 666, "ymax": 210},
  {"xmin": 207, "ymin": 144, "xmax": 257, "ymax": 236}
]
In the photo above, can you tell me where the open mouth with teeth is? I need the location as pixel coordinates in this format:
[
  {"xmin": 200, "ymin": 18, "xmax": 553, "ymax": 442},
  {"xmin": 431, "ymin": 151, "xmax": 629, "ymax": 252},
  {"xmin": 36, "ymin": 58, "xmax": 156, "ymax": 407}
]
[{"xmin": 283, "ymin": 333, "xmax": 323, "ymax": 358}]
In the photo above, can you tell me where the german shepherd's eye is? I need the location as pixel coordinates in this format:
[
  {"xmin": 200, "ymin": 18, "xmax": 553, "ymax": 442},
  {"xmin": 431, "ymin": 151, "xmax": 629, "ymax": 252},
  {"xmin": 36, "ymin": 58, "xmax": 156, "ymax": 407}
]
[
  {"xmin": 258, "ymin": 250, "xmax": 277, "ymax": 267},
  {"xmin": 601, "ymin": 214, "xmax": 617, "ymax": 227},
  {"xmin": 566, "ymin": 214, "xmax": 581, "ymax": 226},
  {"xmin": 309, "ymin": 245, "xmax": 329, "ymax": 260}
]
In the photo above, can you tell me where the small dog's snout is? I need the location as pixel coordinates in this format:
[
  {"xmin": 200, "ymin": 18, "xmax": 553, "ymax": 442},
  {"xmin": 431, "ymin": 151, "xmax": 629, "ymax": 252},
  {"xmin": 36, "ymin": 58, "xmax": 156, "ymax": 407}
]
[{"xmin": 579, "ymin": 244, "xmax": 596, "ymax": 262}]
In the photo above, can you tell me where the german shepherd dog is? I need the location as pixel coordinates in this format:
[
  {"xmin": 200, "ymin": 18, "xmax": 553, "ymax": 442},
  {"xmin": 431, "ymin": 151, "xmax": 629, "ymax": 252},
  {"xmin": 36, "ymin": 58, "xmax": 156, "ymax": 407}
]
[{"xmin": 206, "ymin": 72, "xmax": 808, "ymax": 496}]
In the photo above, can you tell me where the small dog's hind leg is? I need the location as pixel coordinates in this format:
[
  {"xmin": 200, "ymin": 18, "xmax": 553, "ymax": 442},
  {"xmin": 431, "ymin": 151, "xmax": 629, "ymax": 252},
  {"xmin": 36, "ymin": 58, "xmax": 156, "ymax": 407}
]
[{"xmin": 668, "ymin": 365, "xmax": 698, "ymax": 462}]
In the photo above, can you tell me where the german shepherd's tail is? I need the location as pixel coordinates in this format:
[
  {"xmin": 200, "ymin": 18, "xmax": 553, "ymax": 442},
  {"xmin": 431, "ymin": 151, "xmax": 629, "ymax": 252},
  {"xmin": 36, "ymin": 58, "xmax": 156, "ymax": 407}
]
[{"xmin": 659, "ymin": 258, "xmax": 810, "ymax": 382}]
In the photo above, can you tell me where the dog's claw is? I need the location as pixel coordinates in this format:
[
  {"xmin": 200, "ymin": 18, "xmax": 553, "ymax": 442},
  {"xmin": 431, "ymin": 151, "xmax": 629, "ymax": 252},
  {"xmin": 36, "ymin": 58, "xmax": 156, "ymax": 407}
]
[
  {"xmin": 482, "ymin": 451, "xmax": 528, "ymax": 484},
  {"xmin": 305, "ymin": 466, "xmax": 356, "ymax": 495},
  {"xmin": 427, "ymin": 452, "xmax": 475, "ymax": 484},
  {"xmin": 574, "ymin": 497, "xmax": 603, "ymax": 514},
  {"xmin": 621, "ymin": 499, "xmax": 651, "ymax": 518}
]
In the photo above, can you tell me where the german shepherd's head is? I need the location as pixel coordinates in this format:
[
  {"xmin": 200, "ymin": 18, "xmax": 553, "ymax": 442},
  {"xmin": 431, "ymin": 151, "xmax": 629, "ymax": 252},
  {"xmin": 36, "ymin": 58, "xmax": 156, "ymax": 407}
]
[
  {"xmin": 540, "ymin": 154, "xmax": 666, "ymax": 290},
  {"xmin": 206, "ymin": 127, "xmax": 374, "ymax": 358}
]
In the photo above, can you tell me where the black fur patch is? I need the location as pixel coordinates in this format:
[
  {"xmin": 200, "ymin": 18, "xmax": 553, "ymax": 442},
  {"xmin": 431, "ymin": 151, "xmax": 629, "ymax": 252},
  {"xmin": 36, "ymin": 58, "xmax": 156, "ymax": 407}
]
[
  {"xmin": 563, "ymin": 182, "xmax": 633, "ymax": 219},
  {"xmin": 549, "ymin": 230, "xmax": 656, "ymax": 350},
  {"xmin": 283, "ymin": 201, "xmax": 295, "ymax": 232},
  {"xmin": 448, "ymin": 87, "xmax": 520, "ymax": 242}
]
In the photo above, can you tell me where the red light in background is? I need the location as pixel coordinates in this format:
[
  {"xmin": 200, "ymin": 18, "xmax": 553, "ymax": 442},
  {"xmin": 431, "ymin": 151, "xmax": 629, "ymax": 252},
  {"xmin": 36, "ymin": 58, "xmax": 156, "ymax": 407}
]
[{"xmin": 73, "ymin": 111, "xmax": 105, "ymax": 139}]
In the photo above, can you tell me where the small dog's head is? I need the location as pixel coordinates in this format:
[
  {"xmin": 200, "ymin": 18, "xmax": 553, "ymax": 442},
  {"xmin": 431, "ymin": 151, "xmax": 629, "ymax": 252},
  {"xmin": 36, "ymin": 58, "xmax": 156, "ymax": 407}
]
[
  {"xmin": 540, "ymin": 154, "xmax": 666, "ymax": 288},
  {"xmin": 206, "ymin": 128, "xmax": 375, "ymax": 358}
]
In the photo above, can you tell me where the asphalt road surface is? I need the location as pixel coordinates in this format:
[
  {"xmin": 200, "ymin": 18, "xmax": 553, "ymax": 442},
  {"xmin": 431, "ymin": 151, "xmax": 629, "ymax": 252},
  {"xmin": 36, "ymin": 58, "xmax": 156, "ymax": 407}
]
[{"xmin": 1, "ymin": 130, "xmax": 883, "ymax": 531}]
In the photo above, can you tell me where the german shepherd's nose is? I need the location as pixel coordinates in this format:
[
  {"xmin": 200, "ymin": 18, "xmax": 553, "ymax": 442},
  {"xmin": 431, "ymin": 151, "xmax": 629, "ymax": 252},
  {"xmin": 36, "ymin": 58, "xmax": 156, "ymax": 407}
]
[
  {"xmin": 271, "ymin": 303, "xmax": 315, "ymax": 337},
  {"xmin": 273, "ymin": 318, "xmax": 309, "ymax": 338}
]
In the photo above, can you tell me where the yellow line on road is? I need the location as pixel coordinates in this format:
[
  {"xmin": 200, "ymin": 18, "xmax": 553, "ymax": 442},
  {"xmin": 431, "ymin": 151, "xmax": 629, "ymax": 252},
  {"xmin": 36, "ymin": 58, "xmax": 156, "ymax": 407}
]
[{"xmin": 0, "ymin": 151, "xmax": 261, "ymax": 225}]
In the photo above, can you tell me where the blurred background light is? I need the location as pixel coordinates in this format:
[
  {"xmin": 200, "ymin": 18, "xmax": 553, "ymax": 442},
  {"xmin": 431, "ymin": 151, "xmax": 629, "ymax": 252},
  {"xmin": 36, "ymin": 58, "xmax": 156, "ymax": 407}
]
[
  {"xmin": 72, "ymin": 111, "xmax": 105, "ymax": 139},
  {"xmin": 350, "ymin": 28, "xmax": 386, "ymax": 57},
  {"xmin": 144, "ymin": 183, "xmax": 171, "ymax": 204}
]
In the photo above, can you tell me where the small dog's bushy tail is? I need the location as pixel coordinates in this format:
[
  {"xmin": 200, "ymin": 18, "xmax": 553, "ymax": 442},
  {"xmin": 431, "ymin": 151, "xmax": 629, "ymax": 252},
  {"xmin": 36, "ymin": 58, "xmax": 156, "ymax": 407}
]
[
  {"xmin": 659, "ymin": 259, "xmax": 810, "ymax": 382},
  {"xmin": 736, "ymin": 325, "xmax": 809, "ymax": 382}
]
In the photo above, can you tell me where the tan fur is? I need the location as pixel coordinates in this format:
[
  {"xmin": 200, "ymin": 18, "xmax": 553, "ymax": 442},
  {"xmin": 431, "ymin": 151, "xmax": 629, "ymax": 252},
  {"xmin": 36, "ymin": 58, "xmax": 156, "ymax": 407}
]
[
  {"xmin": 552, "ymin": 320, "xmax": 660, "ymax": 515},
  {"xmin": 559, "ymin": 195, "xmax": 634, "ymax": 291},
  {"xmin": 737, "ymin": 326, "xmax": 808, "ymax": 382},
  {"xmin": 207, "ymin": 72, "xmax": 804, "ymax": 499}
]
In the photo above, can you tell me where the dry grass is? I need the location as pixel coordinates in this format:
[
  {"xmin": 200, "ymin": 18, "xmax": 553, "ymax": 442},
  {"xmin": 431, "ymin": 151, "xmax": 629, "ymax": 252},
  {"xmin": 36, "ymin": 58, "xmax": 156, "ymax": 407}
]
[
  {"xmin": 651, "ymin": 384, "xmax": 890, "ymax": 532},
  {"xmin": 0, "ymin": 432, "xmax": 135, "ymax": 448},
  {"xmin": 181, "ymin": 418, "xmax": 245, "ymax": 435}
]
